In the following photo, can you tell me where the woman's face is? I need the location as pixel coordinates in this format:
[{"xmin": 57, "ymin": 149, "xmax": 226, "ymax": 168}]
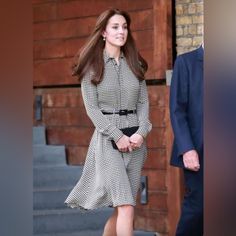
[{"xmin": 103, "ymin": 14, "xmax": 128, "ymax": 48}]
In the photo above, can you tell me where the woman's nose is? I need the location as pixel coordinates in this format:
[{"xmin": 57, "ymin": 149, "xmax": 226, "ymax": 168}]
[{"xmin": 118, "ymin": 27, "xmax": 125, "ymax": 33}]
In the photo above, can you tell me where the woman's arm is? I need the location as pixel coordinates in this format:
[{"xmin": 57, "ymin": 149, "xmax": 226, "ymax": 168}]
[{"xmin": 81, "ymin": 73, "xmax": 123, "ymax": 143}]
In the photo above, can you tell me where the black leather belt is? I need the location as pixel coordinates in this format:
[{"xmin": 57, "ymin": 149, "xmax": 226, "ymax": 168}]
[{"xmin": 102, "ymin": 109, "xmax": 136, "ymax": 116}]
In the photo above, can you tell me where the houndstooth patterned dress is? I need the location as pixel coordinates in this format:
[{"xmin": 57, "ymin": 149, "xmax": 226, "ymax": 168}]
[{"xmin": 65, "ymin": 51, "xmax": 152, "ymax": 210}]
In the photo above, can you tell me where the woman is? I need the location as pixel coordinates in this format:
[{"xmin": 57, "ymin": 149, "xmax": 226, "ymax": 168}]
[{"xmin": 65, "ymin": 8, "xmax": 152, "ymax": 236}]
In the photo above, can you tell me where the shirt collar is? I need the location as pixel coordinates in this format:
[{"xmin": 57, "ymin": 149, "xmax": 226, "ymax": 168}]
[{"xmin": 103, "ymin": 50, "xmax": 124, "ymax": 64}]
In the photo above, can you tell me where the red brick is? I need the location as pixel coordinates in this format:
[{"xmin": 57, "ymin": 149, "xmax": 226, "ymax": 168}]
[
  {"xmin": 34, "ymin": 58, "xmax": 77, "ymax": 86},
  {"xmin": 146, "ymin": 127, "xmax": 166, "ymax": 148},
  {"xmin": 47, "ymin": 127, "xmax": 94, "ymax": 146},
  {"xmin": 58, "ymin": 0, "xmax": 153, "ymax": 19},
  {"xmin": 142, "ymin": 169, "xmax": 167, "ymax": 191},
  {"xmin": 67, "ymin": 146, "xmax": 88, "ymax": 165},
  {"xmin": 42, "ymin": 107, "xmax": 93, "ymax": 127},
  {"xmin": 33, "ymin": 17, "xmax": 97, "ymax": 41},
  {"xmin": 33, "ymin": 2, "xmax": 57, "ymax": 22},
  {"xmin": 136, "ymin": 190, "xmax": 168, "ymax": 211},
  {"xmin": 134, "ymin": 209, "xmax": 168, "ymax": 233},
  {"xmin": 150, "ymin": 107, "xmax": 166, "ymax": 128},
  {"xmin": 144, "ymin": 148, "xmax": 167, "ymax": 170}
]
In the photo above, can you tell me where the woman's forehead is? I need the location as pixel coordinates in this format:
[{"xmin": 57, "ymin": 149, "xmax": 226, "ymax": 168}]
[{"xmin": 107, "ymin": 14, "xmax": 127, "ymax": 25}]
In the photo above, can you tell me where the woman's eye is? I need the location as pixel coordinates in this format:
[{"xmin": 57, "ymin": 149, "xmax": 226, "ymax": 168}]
[{"xmin": 111, "ymin": 25, "xmax": 127, "ymax": 30}]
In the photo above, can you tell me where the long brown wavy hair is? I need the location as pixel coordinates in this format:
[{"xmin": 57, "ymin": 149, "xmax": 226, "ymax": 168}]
[{"xmin": 72, "ymin": 8, "xmax": 148, "ymax": 85}]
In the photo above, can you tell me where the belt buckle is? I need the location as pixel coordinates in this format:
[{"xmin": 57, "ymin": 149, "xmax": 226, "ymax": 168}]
[{"xmin": 119, "ymin": 109, "xmax": 128, "ymax": 115}]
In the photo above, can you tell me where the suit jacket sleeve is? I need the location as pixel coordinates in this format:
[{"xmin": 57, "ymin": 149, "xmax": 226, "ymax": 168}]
[
  {"xmin": 81, "ymin": 72, "xmax": 123, "ymax": 143},
  {"xmin": 170, "ymin": 56, "xmax": 195, "ymax": 156},
  {"xmin": 136, "ymin": 80, "xmax": 152, "ymax": 138}
]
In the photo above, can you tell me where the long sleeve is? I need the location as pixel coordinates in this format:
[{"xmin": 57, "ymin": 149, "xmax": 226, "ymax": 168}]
[
  {"xmin": 170, "ymin": 56, "xmax": 195, "ymax": 156},
  {"xmin": 81, "ymin": 73, "xmax": 123, "ymax": 143},
  {"xmin": 135, "ymin": 80, "xmax": 152, "ymax": 138}
]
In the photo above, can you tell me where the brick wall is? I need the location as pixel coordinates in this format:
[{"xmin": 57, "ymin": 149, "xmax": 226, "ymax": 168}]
[{"xmin": 175, "ymin": 0, "xmax": 204, "ymax": 54}]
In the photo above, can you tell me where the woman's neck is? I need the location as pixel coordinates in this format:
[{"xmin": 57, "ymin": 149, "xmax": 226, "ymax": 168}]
[{"xmin": 105, "ymin": 44, "xmax": 121, "ymax": 62}]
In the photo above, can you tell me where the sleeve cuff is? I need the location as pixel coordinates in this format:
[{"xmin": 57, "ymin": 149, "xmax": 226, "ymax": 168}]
[
  {"xmin": 136, "ymin": 122, "xmax": 152, "ymax": 139},
  {"xmin": 177, "ymin": 144, "xmax": 195, "ymax": 157},
  {"xmin": 110, "ymin": 128, "xmax": 124, "ymax": 143}
]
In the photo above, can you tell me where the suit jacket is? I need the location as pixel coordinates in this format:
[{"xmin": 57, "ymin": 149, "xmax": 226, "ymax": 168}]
[{"xmin": 170, "ymin": 46, "xmax": 203, "ymax": 168}]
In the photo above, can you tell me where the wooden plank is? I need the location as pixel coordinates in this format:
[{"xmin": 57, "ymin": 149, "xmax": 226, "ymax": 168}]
[
  {"xmin": 150, "ymin": 107, "xmax": 166, "ymax": 128},
  {"xmin": 33, "ymin": 2, "xmax": 57, "ymax": 22},
  {"xmin": 148, "ymin": 86, "xmax": 168, "ymax": 107},
  {"xmin": 34, "ymin": 57, "xmax": 76, "ymax": 86},
  {"xmin": 153, "ymin": 0, "xmax": 173, "ymax": 79},
  {"xmin": 34, "ymin": 30, "xmax": 152, "ymax": 60},
  {"xmin": 144, "ymin": 148, "xmax": 167, "ymax": 170},
  {"xmin": 34, "ymin": 49, "xmax": 155, "ymax": 86},
  {"xmin": 146, "ymin": 127, "xmax": 166, "ymax": 149},
  {"xmin": 134, "ymin": 209, "xmax": 167, "ymax": 233},
  {"xmin": 41, "ymin": 89, "xmax": 84, "ymax": 108},
  {"xmin": 34, "ymin": 39, "xmax": 66, "ymax": 59},
  {"xmin": 34, "ymin": 9, "xmax": 153, "ymax": 41},
  {"xmin": 57, "ymin": 0, "xmax": 153, "ymax": 20},
  {"xmin": 136, "ymin": 190, "xmax": 168, "ymax": 211},
  {"xmin": 42, "ymin": 107, "xmax": 93, "ymax": 127},
  {"xmin": 47, "ymin": 126, "xmax": 94, "ymax": 146},
  {"xmin": 165, "ymin": 88, "xmax": 182, "ymax": 236},
  {"xmin": 141, "ymin": 169, "xmax": 167, "ymax": 191},
  {"xmin": 133, "ymin": 30, "xmax": 153, "ymax": 51},
  {"xmin": 67, "ymin": 145, "xmax": 88, "ymax": 165},
  {"xmin": 33, "ymin": 17, "xmax": 97, "ymax": 41}
]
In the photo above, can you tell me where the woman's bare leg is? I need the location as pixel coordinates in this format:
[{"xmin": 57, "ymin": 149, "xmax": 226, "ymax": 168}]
[
  {"xmin": 116, "ymin": 205, "xmax": 134, "ymax": 236},
  {"xmin": 103, "ymin": 208, "xmax": 118, "ymax": 236}
]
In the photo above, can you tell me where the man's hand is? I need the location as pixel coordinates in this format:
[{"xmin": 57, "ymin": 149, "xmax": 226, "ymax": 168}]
[
  {"xmin": 183, "ymin": 150, "xmax": 200, "ymax": 171},
  {"xmin": 116, "ymin": 135, "xmax": 133, "ymax": 152}
]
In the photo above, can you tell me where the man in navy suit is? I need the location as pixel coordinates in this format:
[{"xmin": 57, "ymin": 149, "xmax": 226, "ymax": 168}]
[{"xmin": 169, "ymin": 45, "xmax": 204, "ymax": 236}]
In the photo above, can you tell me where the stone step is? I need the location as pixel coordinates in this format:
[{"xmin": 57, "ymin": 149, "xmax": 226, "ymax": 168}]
[
  {"xmin": 33, "ymin": 126, "xmax": 46, "ymax": 145},
  {"xmin": 34, "ymin": 229, "xmax": 158, "ymax": 236},
  {"xmin": 33, "ymin": 145, "xmax": 66, "ymax": 166},
  {"xmin": 34, "ymin": 187, "xmax": 72, "ymax": 210},
  {"xmin": 33, "ymin": 208, "xmax": 113, "ymax": 234},
  {"xmin": 33, "ymin": 166, "xmax": 83, "ymax": 188}
]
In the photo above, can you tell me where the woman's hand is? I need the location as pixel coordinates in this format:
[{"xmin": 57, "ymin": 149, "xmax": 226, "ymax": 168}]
[
  {"xmin": 116, "ymin": 135, "xmax": 133, "ymax": 152},
  {"xmin": 129, "ymin": 134, "xmax": 144, "ymax": 149}
]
